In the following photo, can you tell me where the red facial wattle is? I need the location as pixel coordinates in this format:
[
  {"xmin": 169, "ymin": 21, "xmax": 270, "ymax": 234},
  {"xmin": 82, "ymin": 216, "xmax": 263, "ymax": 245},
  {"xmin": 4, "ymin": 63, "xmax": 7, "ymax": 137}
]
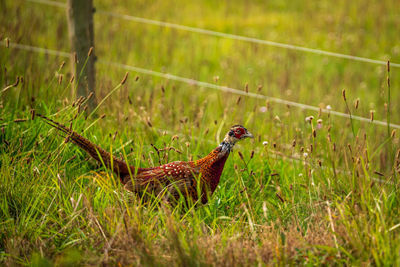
[{"xmin": 234, "ymin": 128, "xmax": 245, "ymax": 139}]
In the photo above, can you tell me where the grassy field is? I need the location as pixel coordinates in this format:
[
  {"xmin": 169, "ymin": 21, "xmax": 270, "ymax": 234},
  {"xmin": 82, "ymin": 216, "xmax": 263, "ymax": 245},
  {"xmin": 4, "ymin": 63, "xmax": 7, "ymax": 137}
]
[{"xmin": 1, "ymin": 0, "xmax": 400, "ymax": 265}]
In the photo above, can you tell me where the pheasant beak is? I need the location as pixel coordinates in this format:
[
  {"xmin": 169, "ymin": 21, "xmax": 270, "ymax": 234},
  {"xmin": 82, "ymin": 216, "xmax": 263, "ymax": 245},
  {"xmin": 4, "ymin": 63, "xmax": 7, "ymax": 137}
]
[{"xmin": 243, "ymin": 131, "xmax": 254, "ymax": 139}]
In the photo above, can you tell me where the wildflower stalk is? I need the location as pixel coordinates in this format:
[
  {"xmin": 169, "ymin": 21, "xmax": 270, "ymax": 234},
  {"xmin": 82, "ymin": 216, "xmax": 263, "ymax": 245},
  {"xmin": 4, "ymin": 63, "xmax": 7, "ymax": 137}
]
[
  {"xmin": 386, "ymin": 61, "xmax": 394, "ymax": 175},
  {"xmin": 386, "ymin": 61, "xmax": 391, "ymax": 139},
  {"xmin": 342, "ymin": 89, "xmax": 356, "ymax": 138}
]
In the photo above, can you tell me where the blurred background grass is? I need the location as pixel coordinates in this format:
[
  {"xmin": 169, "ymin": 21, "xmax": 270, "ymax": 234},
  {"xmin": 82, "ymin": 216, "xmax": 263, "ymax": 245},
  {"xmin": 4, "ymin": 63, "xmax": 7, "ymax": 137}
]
[{"xmin": 1, "ymin": 0, "xmax": 400, "ymax": 265}]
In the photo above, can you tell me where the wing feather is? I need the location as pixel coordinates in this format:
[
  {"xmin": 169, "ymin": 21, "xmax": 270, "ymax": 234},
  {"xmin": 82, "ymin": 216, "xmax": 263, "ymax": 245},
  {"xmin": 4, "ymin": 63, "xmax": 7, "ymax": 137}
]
[{"xmin": 123, "ymin": 161, "xmax": 202, "ymax": 201}]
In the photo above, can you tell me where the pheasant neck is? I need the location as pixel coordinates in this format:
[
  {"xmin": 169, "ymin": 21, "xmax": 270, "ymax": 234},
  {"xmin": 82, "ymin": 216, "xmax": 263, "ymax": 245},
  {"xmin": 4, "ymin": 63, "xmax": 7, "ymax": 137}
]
[
  {"xmin": 208, "ymin": 152, "xmax": 229, "ymax": 193},
  {"xmin": 219, "ymin": 140, "xmax": 235, "ymax": 153},
  {"xmin": 203, "ymin": 142, "xmax": 233, "ymax": 193},
  {"xmin": 191, "ymin": 141, "xmax": 232, "ymax": 194}
]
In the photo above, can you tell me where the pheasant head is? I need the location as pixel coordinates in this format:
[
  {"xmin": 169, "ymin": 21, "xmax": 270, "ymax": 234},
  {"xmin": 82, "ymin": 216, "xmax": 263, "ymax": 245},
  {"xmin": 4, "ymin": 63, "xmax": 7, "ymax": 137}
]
[{"xmin": 220, "ymin": 125, "xmax": 253, "ymax": 152}]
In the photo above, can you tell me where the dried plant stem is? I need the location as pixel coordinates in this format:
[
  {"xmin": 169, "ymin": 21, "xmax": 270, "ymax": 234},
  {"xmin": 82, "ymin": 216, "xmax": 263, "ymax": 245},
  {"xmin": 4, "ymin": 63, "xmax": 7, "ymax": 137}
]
[
  {"xmin": 387, "ymin": 61, "xmax": 391, "ymax": 139},
  {"xmin": 386, "ymin": 61, "xmax": 395, "ymax": 176},
  {"xmin": 342, "ymin": 89, "xmax": 356, "ymax": 137},
  {"xmin": 327, "ymin": 201, "xmax": 341, "ymax": 258}
]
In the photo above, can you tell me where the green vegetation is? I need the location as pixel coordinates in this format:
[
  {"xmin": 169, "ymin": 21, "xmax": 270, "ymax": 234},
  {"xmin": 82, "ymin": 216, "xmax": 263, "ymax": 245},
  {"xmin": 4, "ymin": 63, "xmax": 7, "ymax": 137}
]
[{"xmin": 1, "ymin": 0, "xmax": 400, "ymax": 265}]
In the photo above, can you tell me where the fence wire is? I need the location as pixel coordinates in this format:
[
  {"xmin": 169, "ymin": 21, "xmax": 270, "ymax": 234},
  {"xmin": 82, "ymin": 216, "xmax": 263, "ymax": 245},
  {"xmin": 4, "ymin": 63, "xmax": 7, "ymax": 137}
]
[
  {"xmin": 2, "ymin": 42, "xmax": 400, "ymax": 129},
  {"xmin": 26, "ymin": 0, "xmax": 400, "ymax": 68}
]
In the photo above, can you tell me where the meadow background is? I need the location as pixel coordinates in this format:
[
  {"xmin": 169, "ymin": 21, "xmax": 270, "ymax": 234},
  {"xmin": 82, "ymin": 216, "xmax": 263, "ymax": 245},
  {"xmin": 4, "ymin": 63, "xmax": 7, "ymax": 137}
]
[{"xmin": 1, "ymin": 0, "xmax": 400, "ymax": 265}]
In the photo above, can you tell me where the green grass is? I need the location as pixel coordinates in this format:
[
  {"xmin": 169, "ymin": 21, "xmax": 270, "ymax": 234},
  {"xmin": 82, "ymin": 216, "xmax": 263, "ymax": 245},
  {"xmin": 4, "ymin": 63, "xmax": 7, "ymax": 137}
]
[{"xmin": 1, "ymin": 0, "xmax": 400, "ymax": 265}]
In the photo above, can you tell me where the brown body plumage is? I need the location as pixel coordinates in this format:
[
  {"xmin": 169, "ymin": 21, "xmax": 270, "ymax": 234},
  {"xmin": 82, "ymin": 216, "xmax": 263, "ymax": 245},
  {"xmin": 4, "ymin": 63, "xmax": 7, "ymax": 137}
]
[{"xmin": 38, "ymin": 114, "xmax": 253, "ymax": 204}]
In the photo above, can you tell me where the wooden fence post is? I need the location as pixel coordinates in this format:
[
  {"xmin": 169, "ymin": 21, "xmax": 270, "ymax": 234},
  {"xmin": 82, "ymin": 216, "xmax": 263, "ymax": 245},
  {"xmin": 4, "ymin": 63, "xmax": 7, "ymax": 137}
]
[{"xmin": 66, "ymin": 0, "xmax": 96, "ymax": 110}]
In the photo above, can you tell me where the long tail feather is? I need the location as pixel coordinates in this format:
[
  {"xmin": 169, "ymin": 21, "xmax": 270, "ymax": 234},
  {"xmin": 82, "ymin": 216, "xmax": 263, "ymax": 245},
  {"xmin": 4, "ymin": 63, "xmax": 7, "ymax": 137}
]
[{"xmin": 37, "ymin": 114, "xmax": 132, "ymax": 177}]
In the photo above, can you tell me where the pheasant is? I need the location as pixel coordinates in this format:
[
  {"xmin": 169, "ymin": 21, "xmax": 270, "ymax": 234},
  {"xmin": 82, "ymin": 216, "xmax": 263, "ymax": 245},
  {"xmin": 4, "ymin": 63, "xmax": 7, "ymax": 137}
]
[{"xmin": 38, "ymin": 114, "xmax": 253, "ymax": 204}]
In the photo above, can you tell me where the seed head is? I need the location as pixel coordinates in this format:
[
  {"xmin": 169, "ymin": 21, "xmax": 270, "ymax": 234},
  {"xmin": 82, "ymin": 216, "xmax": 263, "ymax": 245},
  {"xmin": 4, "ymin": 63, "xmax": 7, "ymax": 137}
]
[
  {"xmin": 120, "ymin": 72, "xmax": 129, "ymax": 85},
  {"xmin": 87, "ymin": 91, "xmax": 94, "ymax": 100},
  {"xmin": 12, "ymin": 76, "xmax": 20, "ymax": 87},
  {"xmin": 354, "ymin": 98, "xmax": 360, "ymax": 109},
  {"xmin": 305, "ymin": 116, "xmax": 314, "ymax": 123},
  {"xmin": 238, "ymin": 151, "xmax": 244, "ymax": 161},
  {"xmin": 342, "ymin": 89, "xmax": 346, "ymax": 101},
  {"xmin": 88, "ymin": 46, "xmax": 93, "ymax": 57}
]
